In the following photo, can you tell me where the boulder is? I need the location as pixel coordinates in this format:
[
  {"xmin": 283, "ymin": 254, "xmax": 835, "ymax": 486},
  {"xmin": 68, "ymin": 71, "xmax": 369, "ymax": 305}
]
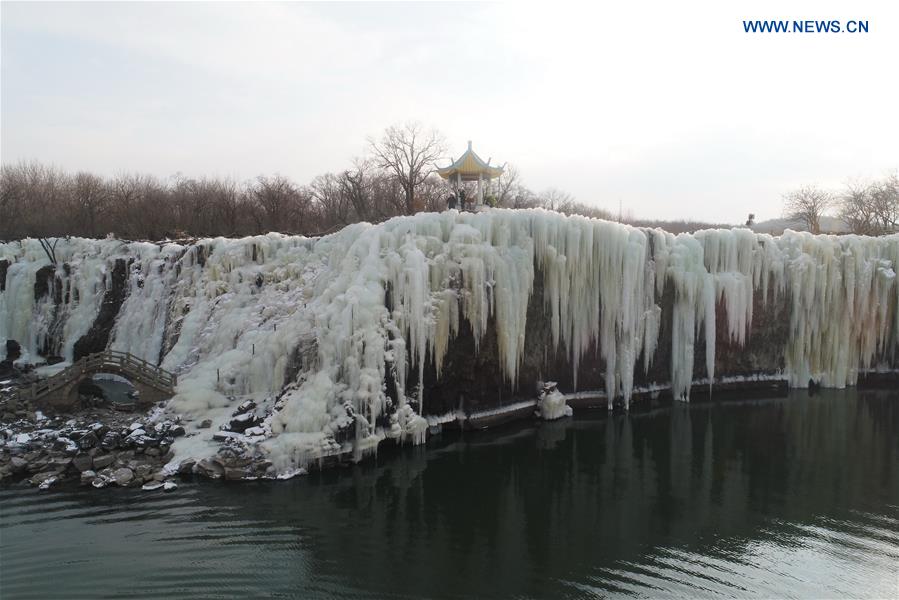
[
  {"xmin": 92, "ymin": 454, "xmax": 116, "ymax": 470},
  {"xmin": 112, "ymin": 467, "xmax": 134, "ymax": 486},
  {"xmin": 90, "ymin": 422, "xmax": 110, "ymax": 438},
  {"xmin": 76, "ymin": 431, "xmax": 100, "ymax": 450},
  {"xmin": 224, "ymin": 467, "xmax": 246, "ymax": 481},
  {"xmin": 10, "ymin": 456, "xmax": 28, "ymax": 473},
  {"xmin": 135, "ymin": 464, "xmax": 153, "ymax": 480},
  {"xmin": 197, "ymin": 419, "xmax": 212, "ymax": 429},
  {"xmin": 72, "ymin": 454, "xmax": 94, "ymax": 472},
  {"xmin": 235, "ymin": 400, "xmax": 256, "ymax": 415},
  {"xmin": 30, "ymin": 471, "xmax": 56, "ymax": 486},
  {"xmin": 38, "ymin": 476, "xmax": 58, "ymax": 491},
  {"xmin": 101, "ymin": 431, "xmax": 121, "ymax": 450},
  {"xmin": 80, "ymin": 470, "xmax": 96, "ymax": 485},
  {"xmin": 196, "ymin": 458, "xmax": 224, "ymax": 479},
  {"xmin": 228, "ymin": 412, "xmax": 258, "ymax": 433}
]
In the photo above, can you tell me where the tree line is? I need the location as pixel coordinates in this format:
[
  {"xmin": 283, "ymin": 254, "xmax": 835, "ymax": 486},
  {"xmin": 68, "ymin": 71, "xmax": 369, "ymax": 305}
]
[
  {"xmin": 783, "ymin": 172, "xmax": 899, "ymax": 235},
  {"xmin": 1, "ymin": 122, "xmax": 625, "ymax": 242}
]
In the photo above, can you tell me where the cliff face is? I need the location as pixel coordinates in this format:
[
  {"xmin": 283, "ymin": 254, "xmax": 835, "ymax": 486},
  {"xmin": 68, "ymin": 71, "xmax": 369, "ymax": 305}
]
[
  {"xmin": 418, "ymin": 269, "xmax": 794, "ymax": 417},
  {"xmin": 2, "ymin": 210, "xmax": 898, "ymax": 473}
]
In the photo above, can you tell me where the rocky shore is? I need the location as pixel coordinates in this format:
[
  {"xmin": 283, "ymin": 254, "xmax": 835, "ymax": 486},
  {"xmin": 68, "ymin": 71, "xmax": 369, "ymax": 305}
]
[{"xmin": 0, "ymin": 366, "xmax": 288, "ymax": 490}]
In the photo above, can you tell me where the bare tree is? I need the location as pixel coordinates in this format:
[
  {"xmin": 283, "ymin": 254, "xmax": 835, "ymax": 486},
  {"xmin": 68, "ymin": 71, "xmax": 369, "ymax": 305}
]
[
  {"xmin": 538, "ymin": 188, "xmax": 575, "ymax": 212},
  {"xmin": 311, "ymin": 173, "xmax": 352, "ymax": 229},
  {"xmin": 840, "ymin": 180, "xmax": 878, "ymax": 235},
  {"xmin": 495, "ymin": 164, "xmax": 522, "ymax": 206},
  {"xmin": 339, "ymin": 159, "xmax": 372, "ymax": 222},
  {"xmin": 69, "ymin": 172, "xmax": 109, "ymax": 237},
  {"xmin": 783, "ymin": 185, "xmax": 833, "ymax": 234},
  {"xmin": 368, "ymin": 122, "xmax": 446, "ymax": 215},
  {"xmin": 868, "ymin": 173, "xmax": 899, "ymax": 234},
  {"xmin": 839, "ymin": 173, "xmax": 899, "ymax": 236}
]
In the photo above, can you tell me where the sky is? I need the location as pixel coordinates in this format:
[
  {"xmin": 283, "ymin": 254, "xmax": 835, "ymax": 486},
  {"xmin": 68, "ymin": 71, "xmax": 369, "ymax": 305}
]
[{"xmin": 2, "ymin": 1, "xmax": 897, "ymax": 223}]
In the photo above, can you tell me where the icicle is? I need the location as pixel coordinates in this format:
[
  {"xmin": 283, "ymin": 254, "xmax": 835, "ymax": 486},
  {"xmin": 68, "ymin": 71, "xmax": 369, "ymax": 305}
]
[{"xmin": 4, "ymin": 216, "xmax": 899, "ymax": 477}]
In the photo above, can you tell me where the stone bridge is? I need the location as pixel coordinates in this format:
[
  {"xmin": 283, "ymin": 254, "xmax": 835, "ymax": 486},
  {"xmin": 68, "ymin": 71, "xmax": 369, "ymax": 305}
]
[{"xmin": 15, "ymin": 351, "xmax": 177, "ymax": 411}]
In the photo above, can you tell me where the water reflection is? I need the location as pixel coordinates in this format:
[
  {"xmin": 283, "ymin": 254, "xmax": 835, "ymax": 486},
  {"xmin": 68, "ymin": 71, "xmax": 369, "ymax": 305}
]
[{"xmin": 1, "ymin": 389, "xmax": 897, "ymax": 599}]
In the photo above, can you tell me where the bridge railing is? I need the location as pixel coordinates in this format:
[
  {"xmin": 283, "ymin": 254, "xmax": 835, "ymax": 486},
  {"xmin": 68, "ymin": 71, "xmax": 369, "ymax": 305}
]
[{"xmin": 11, "ymin": 350, "xmax": 177, "ymax": 403}]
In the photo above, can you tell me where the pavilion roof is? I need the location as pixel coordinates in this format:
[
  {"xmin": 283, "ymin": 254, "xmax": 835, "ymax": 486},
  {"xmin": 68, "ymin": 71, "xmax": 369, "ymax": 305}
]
[{"xmin": 437, "ymin": 141, "xmax": 504, "ymax": 181}]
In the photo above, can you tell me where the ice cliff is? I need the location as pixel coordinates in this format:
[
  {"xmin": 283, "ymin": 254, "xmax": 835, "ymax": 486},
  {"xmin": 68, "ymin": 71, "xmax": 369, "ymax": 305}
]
[{"xmin": 2, "ymin": 209, "xmax": 897, "ymax": 472}]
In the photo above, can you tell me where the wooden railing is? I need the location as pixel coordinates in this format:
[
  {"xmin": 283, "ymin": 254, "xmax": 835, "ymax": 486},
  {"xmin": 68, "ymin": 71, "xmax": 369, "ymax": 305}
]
[{"xmin": 13, "ymin": 350, "xmax": 177, "ymax": 403}]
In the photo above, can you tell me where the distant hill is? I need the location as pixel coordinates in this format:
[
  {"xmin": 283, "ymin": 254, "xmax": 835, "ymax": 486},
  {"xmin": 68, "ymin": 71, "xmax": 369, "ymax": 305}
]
[{"xmin": 752, "ymin": 216, "xmax": 849, "ymax": 235}]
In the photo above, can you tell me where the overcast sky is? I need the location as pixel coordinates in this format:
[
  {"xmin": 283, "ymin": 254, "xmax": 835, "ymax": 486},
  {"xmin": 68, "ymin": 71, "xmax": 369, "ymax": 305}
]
[{"xmin": 2, "ymin": 1, "xmax": 897, "ymax": 223}]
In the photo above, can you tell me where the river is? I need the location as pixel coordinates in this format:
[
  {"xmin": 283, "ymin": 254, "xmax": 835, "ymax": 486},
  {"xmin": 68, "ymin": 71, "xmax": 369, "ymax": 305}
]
[{"xmin": 1, "ymin": 389, "xmax": 897, "ymax": 599}]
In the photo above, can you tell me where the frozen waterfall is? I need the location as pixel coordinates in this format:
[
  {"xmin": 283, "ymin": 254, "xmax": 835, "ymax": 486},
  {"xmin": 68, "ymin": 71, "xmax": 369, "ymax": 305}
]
[{"xmin": 2, "ymin": 209, "xmax": 897, "ymax": 472}]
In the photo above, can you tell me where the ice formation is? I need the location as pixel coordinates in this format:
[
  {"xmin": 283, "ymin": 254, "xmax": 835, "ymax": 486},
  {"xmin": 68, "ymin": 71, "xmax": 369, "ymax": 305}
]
[{"xmin": 2, "ymin": 209, "xmax": 898, "ymax": 473}]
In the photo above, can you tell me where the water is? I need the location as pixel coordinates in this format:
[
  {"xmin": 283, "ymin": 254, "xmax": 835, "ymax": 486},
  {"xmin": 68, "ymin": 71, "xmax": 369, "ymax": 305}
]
[
  {"xmin": 92, "ymin": 377, "xmax": 137, "ymax": 406},
  {"xmin": 1, "ymin": 389, "xmax": 897, "ymax": 599}
]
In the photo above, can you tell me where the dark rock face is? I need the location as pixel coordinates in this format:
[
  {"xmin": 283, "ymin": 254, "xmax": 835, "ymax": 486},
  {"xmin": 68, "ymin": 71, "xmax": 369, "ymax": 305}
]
[
  {"xmin": 5, "ymin": 340, "xmax": 21, "ymax": 362},
  {"xmin": 415, "ymin": 270, "xmax": 794, "ymax": 416},
  {"xmin": 33, "ymin": 264, "xmax": 55, "ymax": 301},
  {"xmin": 0, "ymin": 259, "xmax": 8, "ymax": 292},
  {"xmin": 72, "ymin": 258, "xmax": 131, "ymax": 360}
]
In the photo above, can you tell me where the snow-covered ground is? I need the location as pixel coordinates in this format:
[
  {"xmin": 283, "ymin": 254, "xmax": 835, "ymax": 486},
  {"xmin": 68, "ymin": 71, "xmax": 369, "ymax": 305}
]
[{"xmin": 2, "ymin": 209, "xmax": 898, "ymax": 475}]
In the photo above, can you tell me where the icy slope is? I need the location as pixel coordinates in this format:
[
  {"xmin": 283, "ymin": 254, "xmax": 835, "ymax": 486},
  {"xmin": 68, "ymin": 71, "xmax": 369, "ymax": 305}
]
[{"xmin": 2, "ymin": 210, "xmax": 897, "ymax": 471}]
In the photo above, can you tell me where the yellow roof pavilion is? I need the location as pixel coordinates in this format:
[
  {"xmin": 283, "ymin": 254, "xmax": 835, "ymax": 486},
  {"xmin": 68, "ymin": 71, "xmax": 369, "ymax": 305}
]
[{"xmin": 437, "ymin": 141, "xmax": 504, "ymax": 182}]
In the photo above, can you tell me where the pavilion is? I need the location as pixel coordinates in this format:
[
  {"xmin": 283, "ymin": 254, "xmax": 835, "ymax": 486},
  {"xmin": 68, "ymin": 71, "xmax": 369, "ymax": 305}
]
[{"xmin": 437, "ymin": 141, "xmax": 504, "ymax": 208}]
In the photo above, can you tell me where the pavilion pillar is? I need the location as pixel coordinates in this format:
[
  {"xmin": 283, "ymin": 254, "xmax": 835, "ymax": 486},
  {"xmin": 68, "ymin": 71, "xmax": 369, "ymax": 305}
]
[{"xmin": 477, "ymin": 173, "xmax": 483, "ymax": 206}]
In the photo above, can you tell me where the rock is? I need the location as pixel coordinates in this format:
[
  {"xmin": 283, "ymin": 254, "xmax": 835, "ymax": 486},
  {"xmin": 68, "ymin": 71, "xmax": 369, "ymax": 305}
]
[
  {"xmin": 228, "ymin": 412, "xmax": 258, "ymax": 433},
  {"xmin": 163, "ymin": 481, "xmax": 177, "ymax": 492},
  {"xmin": 213, "ymin": 431, "xmax": 245, "ymax": 442},
  {"xmin": 142, "ymin": 481, "xmax": 164, "ymax": 491},
  {"xmin": 72, "ymin": 454, "xmax": 94, "ymax": 472},
  {"xmin": 38, "ymin": 476, "xmax": 58, "ymax": 491},
  {"xmin": 30, "ymin": 471, "xmax": 56, "ymax": 486},
  {"xmin": 112, "ymin": 467, "xmax": 134, "ymax": 486},
  {"xmin": 244, "ymin": 426, "xmax": 266, "ymax": 437},
  {"xmin": 135, "ymin": 464, "xmax": 153, "ymax": 480},
  {"xmin": 90, "ymin": 422, "xmax": 110, "ymax": 438},
  {"xmin": 196, "ymin": 458, "xmax": 224, "ymax": 479},
  {"xmin": 76, "ymin": 431, "xmax": 100, "ymax": 450},
  {"xmin": 80, "ymin": 470, "xmax": 96, "ymax": 485},
  {"xmin": 128, "ymin": 422, "xmax": 143, "ymax": 432},
  {"xmin": 177, "ymin": 459, "xmax": 196, "ymax": 475},
  {"xmin": 170, "ymin": 425, "xmax": 186, "ymax": 438},
  {"xmin": 5, "ymin": 340, "xmax": 21, "ymax": 362},
  {"xmin": 58, "ymin": 439, "xmax": 79, "ymax": 456},
  {"xmin": 145, "ymin": 447, "xmax": 160, "ymax": 457},
  {"xmin": 235, "ymin": 400, "xmax": 256, "ymax": 415},
  {"xmin": 197, "ymin": 419, "xmax": 212, "ymax": 429},
  {"xmin": 101, "ymin": 431, "xmax": 121, "ymax": 450},
  {"xmin": 92, "ymin": 454, "xmax": 116, "ymax": 470},
  {"xmin": 224, "ymin": 467, "xmax": 246, "ymax": 481},
  {"xmin": 27, "ymin": 458, "xmax": 47, "ymax": 473},
  {"xmin": 48, "ymin": 456, "xmax": 72, "ymax": 472},
  {"xmin": 91, "ymin": 477, "xmax": 108, "ymax": 489},
  {"xmin": 10, "ymin": 456, "xmax": 28, "ymax": 473}
]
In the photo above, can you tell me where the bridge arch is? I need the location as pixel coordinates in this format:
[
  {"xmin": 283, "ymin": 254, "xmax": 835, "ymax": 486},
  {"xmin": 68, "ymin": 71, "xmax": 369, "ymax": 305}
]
[{"xmin": 19, "ymin": 351, "xmax": 177, "ymax": 411}]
